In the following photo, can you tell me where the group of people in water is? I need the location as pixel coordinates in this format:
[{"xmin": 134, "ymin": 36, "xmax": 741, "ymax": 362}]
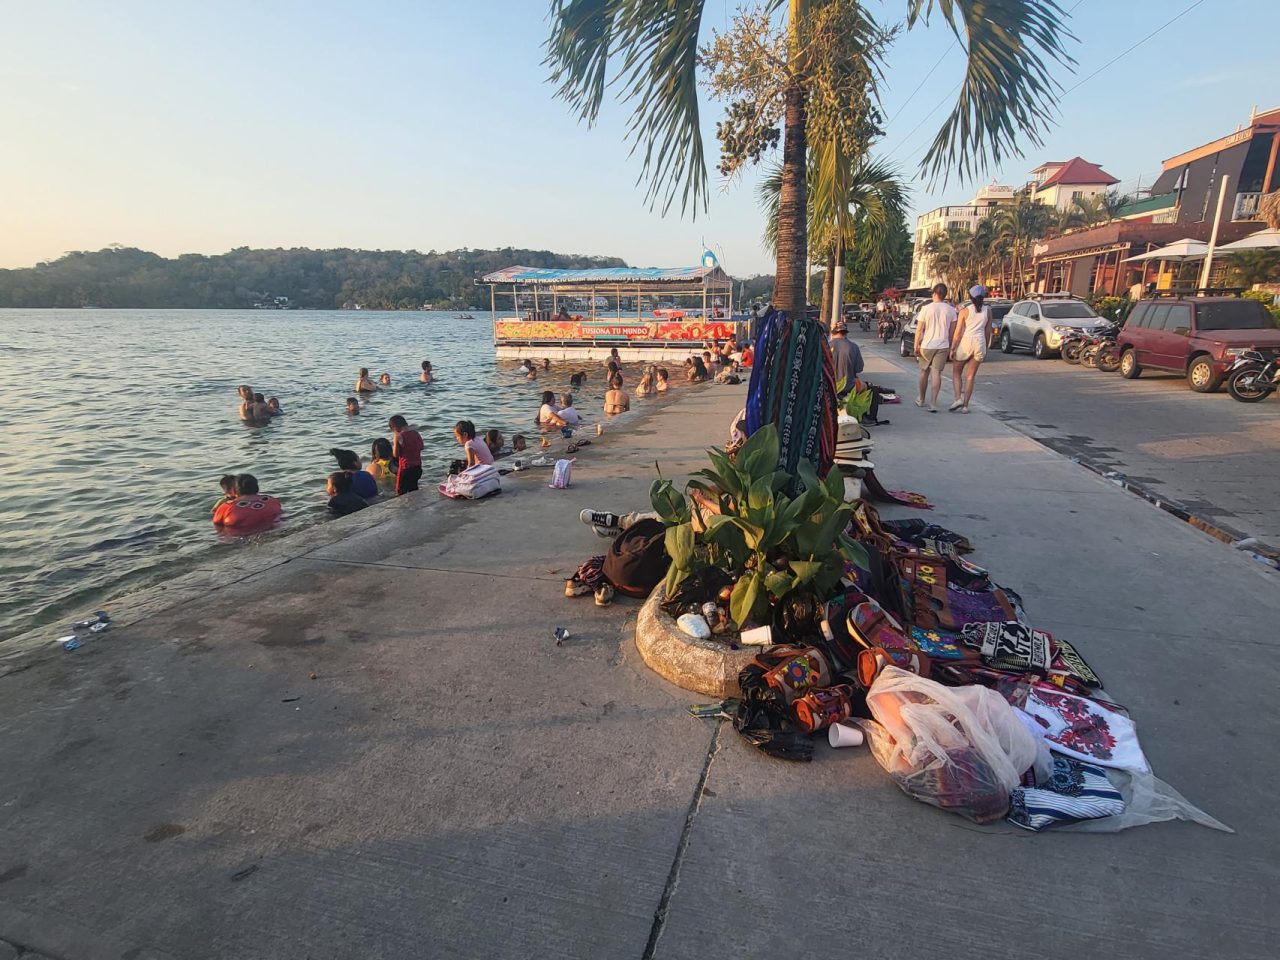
[{"xmin": 218, "ymin": 340, "xmax": 751, "ymax": 534}]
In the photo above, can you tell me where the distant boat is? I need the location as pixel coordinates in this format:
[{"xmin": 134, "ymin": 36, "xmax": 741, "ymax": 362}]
[{"xmin": 455, "ymin": 312, "xmax": 475, "ymax": 320}]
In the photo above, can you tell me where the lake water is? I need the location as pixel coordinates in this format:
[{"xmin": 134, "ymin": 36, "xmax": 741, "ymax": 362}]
[{"xmin": 0, "ymin": 309, "xmax": 692, "ymax": 642}]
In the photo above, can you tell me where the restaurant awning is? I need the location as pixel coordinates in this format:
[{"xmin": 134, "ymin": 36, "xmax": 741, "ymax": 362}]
[{"xmin": 1122, "ymin": 238, "xmax": 1209, "ymax": 262}]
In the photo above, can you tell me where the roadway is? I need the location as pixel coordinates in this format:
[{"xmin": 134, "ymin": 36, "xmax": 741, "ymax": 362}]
[{"xmin": 854, "ymin": 328, "xmax": 1280, "ymax": 546}]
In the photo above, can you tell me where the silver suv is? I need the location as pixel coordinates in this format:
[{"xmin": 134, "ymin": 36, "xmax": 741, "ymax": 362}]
[{"xmin": 999, "ymin": 295, "xmax": 1104, "ymax": 359}]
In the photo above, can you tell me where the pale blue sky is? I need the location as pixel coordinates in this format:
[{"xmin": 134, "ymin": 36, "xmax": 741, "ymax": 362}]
[{"xmin": 3, "ymin": 0, "xmax": 1276, "ymax": 275}]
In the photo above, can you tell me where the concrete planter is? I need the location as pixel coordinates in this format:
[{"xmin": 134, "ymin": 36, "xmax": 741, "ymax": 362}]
[{"xmin": 634, "ymin": 585, "xmax": 756, "ymax": 698}]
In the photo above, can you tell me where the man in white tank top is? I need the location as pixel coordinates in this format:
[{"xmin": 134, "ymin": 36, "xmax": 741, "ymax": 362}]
[{"xmin": 949, "ymin": 284, "xmax": 994, "ymax": 413}]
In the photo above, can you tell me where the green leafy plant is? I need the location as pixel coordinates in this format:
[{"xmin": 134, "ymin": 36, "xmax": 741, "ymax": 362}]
[{"xmin": 653, "ymin": 424, "xmax": 869, "ymax": 627}]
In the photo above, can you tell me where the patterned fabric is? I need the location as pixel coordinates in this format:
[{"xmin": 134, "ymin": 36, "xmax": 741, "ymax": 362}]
[
  {"xmin": 1008, "ymin": 754, "xmax": 1125, "ymax": 831},
  {"xmin": 744, "ymin": 309, "xmax": 837, "ymax": 494},
  {"xmin": 574, "ymin": 554, "xmax": 607, "ymax": 588},
  {"xmin": 909, "ymin": 626, "xmax": 975, "ymax": 661},
  {"xmin": 961, "ymin": 621, "xmax": 1054, "ymax": 672},
  {"xmin": 1021, "ymin": 688, "xmax": 1150, "ymax": 773},
  {"xmin": 916, "ymin": 585, "xmax": 1019, "ymax": 631},
  {"xmin": 1051, "ymin": 637, "xmax": 1102, "ymax": 688}
]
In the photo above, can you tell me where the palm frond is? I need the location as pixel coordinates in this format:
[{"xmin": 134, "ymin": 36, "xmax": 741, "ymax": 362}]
[
  {"xmin": 757, "ymin": 162, "xmax": 784, "ymax": 256},
  {"xmin": 545, "ymin": 0, "xmax": 708, "ymax": 216},
  {"xmin": 907, "ymin": 0, "xmax": 1076, "ymax": 186}
]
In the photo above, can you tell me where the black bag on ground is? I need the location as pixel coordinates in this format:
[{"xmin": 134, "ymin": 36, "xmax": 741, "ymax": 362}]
[{"xmin": 602, "ymin": 518, "xmax": 671, "ymax": 599}]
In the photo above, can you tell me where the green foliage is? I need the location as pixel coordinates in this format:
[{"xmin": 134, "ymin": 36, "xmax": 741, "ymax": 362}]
[
  {"xmin": 1228, "ymin": 250, "xmax": 1280, "ymax": 288},
  {"xmin": 1090, "ymin": 296, "xmax": 1132, "ymax": 323},
  {"xmin": 0, "ymin": 246, "xmax": 625, "ymax": 309},
  {"xmin": 660, "ymin": 424, "xmax": 868, "ymax": 626},
  {"xmin": 845, "ymin": 388, "xmax": 873, "ymax": 421}
]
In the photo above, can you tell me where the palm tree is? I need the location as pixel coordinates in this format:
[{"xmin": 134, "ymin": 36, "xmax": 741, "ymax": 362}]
[
  {"xmin": 759, "ymin": 155, "xmax": 909, "ymax": 325},
  {"xmin": 990, "ymin": 197, "xmax": 1054, "ymax": 298},
  {"xmin": 923, "ymin": 224, "xmax": 982, "ymax": 297},
  {"xmin": 545, "ymin": 0, "xmax": 1075, "ymax": 318}
]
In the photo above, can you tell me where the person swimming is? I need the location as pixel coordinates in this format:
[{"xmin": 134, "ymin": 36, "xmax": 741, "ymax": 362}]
[
  {"xmin": 537, "ymin": 390, "xmax": 567, "ymax": 427},
  {"xmin": 420, "ymin": 360, "xmax": 434, "ymax": 383},
  {"xmin": 511, "ymin": 434, "xmax": 528, "ymax": 452},
  {"xmin": 378, "ymin": 372, "xmax": 391, "ymax": 386},
  {"xmin": 355, "ymin": 367, "xmax": 378, "ymax": 392},
  {"xmin": 484, "ymin": 428, "xmax": 505, "ymax": 457},
  {"xmin": 267, "ymin": 397, "xmax": 282, "ymax": 416},
  {"xmin": 345, "ymin": 396, "xmax": 360, "ymax": 415},
  {"xmin": 635, "ymin": 366, "xmax": 656, "ymax": 397},
  {"xmin": 656, "ymin": 367, "xmax": 670, "ymax": 393},
  {"xmin": 569, "ymin": 370, "xmax": 586, "ymax": 388},
  {"xmin": 237, "ymin": 385, "xmax": 256, "ymax": 421},
  {"xmin": 604, "ymin": 373, "xmax": 630, "ymax": 415},
  {"xmin": 250, "ymin": 393, "xmax": 272, "ymax": 421}
]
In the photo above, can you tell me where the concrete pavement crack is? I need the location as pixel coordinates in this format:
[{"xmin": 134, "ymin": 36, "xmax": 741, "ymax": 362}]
[{"xmin": 641, "ymin": 721, "xmax": 722, "ymax": 960}]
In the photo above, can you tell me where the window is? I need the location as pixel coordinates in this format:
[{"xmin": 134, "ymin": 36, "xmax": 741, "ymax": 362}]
[
  {"xmin": 1071, "ymin": 190, "xmax": 1084, "ymax": 201},
  {"xmin": 1126, "ymin": 303, "xmax": 1150, "ymax": 327},
  {"xmin": 1145, "ymin": 304, "xmax": 1172, "ymax": 330},
  {"xmin": 1041, "ymin": 302, "xmax": 1098, "ymax": 320},
  {"xmin": 1196, "ymin": 300, "xmax": 1276, "ymax": 331},
  {"xmin": 1163, "ymin": 304, "xmax": 1193, "ymax": 334}
]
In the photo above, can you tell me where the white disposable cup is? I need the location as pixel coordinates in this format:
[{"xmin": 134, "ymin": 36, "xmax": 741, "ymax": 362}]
[
  {"xmin": 828, "ymin": 723, "xmax": 864, "ymax": 748},
  {"xmin": 739, "ymin": 625, "xmax": 772, "ymax": 646}
]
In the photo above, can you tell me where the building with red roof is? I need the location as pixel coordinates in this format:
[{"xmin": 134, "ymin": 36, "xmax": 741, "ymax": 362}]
[{"xmin": 1030, "ymin": 157, "xmax": 1120, "ymax": 210}]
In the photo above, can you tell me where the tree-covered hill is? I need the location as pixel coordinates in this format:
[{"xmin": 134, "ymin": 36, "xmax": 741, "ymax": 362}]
[{"xmin": 0, "ymin": 246, "xmax": 627, "ymax": 309}]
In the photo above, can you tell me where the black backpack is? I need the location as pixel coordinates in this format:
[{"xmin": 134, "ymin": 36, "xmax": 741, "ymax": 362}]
[{"xmin": 601, "ymin": 518, "xmax": 671, "ymax": 599}]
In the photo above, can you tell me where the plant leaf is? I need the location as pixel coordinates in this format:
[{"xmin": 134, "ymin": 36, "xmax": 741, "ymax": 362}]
[
  {"xmin": 730, "ymin": 571, "xmax": 763, "ymax": 627},
  {"xmin": 764, "ymin": 569, "xmax": 794, "ymax": 600},
  {"xmin": 788, "ymin": 559, "xmax": 823, "ymax": 584},
  {"xmin": 664, "ymin": 521, "xmax": 696, "ymax": 569},
  {"xmin": 738, "ymin": 423, "xmax": 780, "ymax": 479}
]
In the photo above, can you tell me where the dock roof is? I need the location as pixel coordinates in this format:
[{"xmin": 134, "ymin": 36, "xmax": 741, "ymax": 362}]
[{"xmin": 480, "ymin": 265, "xmax": 731, "ymax": 286}]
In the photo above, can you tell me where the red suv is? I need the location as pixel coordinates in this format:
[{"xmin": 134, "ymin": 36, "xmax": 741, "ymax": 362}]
[{"xmin": 1117, "ymin": 295, "xmax": 1280, "ymax": 392}]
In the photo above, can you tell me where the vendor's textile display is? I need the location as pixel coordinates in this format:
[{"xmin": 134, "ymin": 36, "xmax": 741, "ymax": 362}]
[
  {"xmin": 716, "ymin": 497, "xmax": 1221, "ymax": 833},
  {"xmin": 743, "ymin": 309, "xmax": 837, "ymax": 491}
]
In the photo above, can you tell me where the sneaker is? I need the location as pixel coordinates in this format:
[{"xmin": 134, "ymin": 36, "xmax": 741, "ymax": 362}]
[
  {"xmin": 914, "ymin": 397, "xmax": 924, "ymax": 408},
  {"xmin": 580, "ymin": 509, "xmax": 621, "ymax": 531},
  {"xmin": 565, "ymin": 577, "xmax": 591, "ymax": 598},
  {"xmin": 961, "ymin": 405, "xmax": 971, "ymax": 414},
  {"xmin": 948, "ymin": 399, "xmax": 964, "ymax": 412},
  {"xmin": 594, "ymin": 583, "xmax": 615, "ymax": 606},
  {"xmin": 929, "ymin": 404, "xmax": 938, "ymax": 413}
]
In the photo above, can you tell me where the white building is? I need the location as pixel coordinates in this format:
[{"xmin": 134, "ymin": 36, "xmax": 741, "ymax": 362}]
[
  {"xmin": 1029, "ymin": 157, "xmax": 1119, "ymax": 210},
  {"xmin": 907, "ymin": 183, "xmax": 1017, "ymax": 290}
]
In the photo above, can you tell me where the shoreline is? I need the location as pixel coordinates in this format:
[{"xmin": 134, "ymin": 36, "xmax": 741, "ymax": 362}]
[{"xmin": 0, "ymin": 380, "xmax": 717, "ymax": 677}]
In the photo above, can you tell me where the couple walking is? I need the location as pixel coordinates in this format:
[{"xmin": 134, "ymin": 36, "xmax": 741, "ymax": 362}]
[{"xmin": 913, "ymin": 282, "xmax": 992, "ymax": 413}]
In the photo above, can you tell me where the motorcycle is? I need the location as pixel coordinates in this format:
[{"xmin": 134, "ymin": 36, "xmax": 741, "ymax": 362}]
[
  {"xmin": 1079, "ymin": 322, "xmax": 1120, "ymax": 372},
  {"xmin": 878, "ymin": 316, "xmax": 898, "ymax": 343},
  {"xmin": 858, "ymin": 312, "xmax": 872, "ymax": 332},
  {"xmin": 1227, "ymin": 349, "xmax": 1280, "ymax": 403},
  {"xmin": 1060, "ymin": 330, "xmax": 1088, "ymax": 364}
]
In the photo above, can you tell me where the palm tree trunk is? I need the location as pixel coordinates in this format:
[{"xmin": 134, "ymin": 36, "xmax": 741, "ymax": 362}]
[
  {"xmin": 819, "ymin": 245, "xmax": 835, "ymax": 331},
  {"xmin": 772, "ymin": 77, "xmax": 809, "ymax": 318}
]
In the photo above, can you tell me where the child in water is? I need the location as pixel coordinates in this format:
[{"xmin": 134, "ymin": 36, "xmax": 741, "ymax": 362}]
[
  {"xmin": 511, "ymin": 434, "xmax": 527, "ymax": 452},
  {"xmin": 267, "ymin": 397, "xmax": 283, "ymax": 416},
  {"xmin": 378, "ymin": 372, "xmax": 391, "ymax": 386},
  {"xmin": 366, "ymin": 438, "xmax": 398, "ymax": 494},
  {"xmin": 213, "ymin": 474, "xmax": 238, "ymax": 514},
  {"xmin": 250, "ymin": 393, "xmax": 273, "ymax": 421},
  {"xmin": 327, "ymin": 472, "xmax": 368, "ymax": 517},
  {"xmin": 420, "ymin": 360, "xmax": 434, "ymax": 383},
  {"xmin": 656, "ymin": 368, "xmax": 670, "ymax": 393},
  {"xmin": 345, "ymin": 397, "xmax": 360, "ymax": 416},
  {"xmin": 329, "ymin": 448, "xmax": 379, "ymax": 499},
  {"xmin": 484, "ymin": 429, "xmax": 505, "ymax": 458},
  {"xmin": 355, "ymin": 368, "xmax": 378, "ymax": 392}
]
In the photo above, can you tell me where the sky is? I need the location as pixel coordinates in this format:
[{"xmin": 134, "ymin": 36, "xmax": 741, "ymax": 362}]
[{"xmin": 2, "ymin": 0, "xmax": 1277, "ymax": 276}]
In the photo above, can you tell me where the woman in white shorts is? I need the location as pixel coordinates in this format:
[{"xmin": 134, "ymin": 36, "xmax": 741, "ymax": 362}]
[{"xmin": 950, "ymin": 285, "xmax": 993, "ymax": 413}]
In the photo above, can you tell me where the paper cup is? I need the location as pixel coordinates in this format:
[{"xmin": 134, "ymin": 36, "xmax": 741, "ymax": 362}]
[
  {"xmin": 828, "ymin": 723, "xmax": 864, "ymax": 748},
  {"xmin": 739, "ymin": 625, "xmax": 772, "ymax": 646}
]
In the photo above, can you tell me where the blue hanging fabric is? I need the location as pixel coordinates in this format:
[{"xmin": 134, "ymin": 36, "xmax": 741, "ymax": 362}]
[{"xmin": 744, "ymin": 308, "xmax": 837, "ymax": 492}]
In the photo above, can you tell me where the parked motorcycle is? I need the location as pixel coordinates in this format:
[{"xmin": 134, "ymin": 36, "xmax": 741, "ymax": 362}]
[
  {"xmin": 1060, "ymin": 331, "xmax": 1088, "ymax": 364},
  {"xmin": 1081, "ymin": 323, "xmax": 1120, "ymax": 372},
  {"xmin": 1227, "ymin": 349, "xmax": 1280, "ymax": 402}
]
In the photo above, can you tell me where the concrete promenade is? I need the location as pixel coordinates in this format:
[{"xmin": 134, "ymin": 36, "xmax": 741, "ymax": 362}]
[{"xmin": 1, "ymin": 357, "xmax": 1277, "ymax": 960}]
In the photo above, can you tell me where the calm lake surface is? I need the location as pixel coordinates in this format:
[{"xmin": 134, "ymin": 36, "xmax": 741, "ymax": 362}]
[{"xmin": 0, "ymin": 309, "xmax": 688, "ymax": 642}]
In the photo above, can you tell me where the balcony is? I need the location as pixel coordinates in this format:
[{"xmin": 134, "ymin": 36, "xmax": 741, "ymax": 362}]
[{"xmin": 1233, "ymin": 192, "xmax": 1262, "ymax": 221}]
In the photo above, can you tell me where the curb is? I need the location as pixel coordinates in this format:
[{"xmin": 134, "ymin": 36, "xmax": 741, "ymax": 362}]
[{"xmin": 634, "ymin": 587, "xmax": 755, "ymax": 698}]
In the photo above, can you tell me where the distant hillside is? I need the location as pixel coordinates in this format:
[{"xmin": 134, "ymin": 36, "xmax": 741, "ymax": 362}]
[{"xmin": 0, "ymin": 246, "xmax": 628, "ymax": 310}]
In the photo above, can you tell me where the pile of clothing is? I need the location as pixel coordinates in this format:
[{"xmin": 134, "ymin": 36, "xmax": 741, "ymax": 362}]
[{"xmin": 725, "ymin": 499, "xmax": 1227, "ymax": 833}]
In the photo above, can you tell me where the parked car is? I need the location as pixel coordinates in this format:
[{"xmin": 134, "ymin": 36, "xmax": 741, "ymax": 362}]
[
  {"xmin": 960, "ymin": 297, "xmax": 1014, "ymax": 340},
  {"xmin": 1116, "ymin": 294, "xmax": 1280, "ymax": 392},
  {"xmin": 999, "ymin": 295, "xmax": 1104, "ymax": 359},
  {"xmin": 898, "ymin": 302, "xmax": 926, "ymax": 356}
]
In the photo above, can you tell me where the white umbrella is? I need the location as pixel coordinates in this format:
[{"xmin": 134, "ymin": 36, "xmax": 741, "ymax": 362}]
[
  {"xmin": 1216, "ymin": 228, "xmax": 1280, "ymax": 252},
  {"xmin": 1122, "ymin": 238, "xmax": 1209, "ymax": 262}
]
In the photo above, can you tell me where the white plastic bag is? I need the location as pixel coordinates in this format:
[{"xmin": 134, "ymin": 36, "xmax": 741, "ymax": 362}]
[
  {"xmin": 548, "ymin": 458, "xmax": 574, "ymax": 489},
  {"xmin": 856, "ymin": 666, "xmax": 1040, "ymax": 822}
]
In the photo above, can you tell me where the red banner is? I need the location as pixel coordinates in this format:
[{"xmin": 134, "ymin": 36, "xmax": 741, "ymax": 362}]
[{"xmin": 495, "ymin": 319, "xmax": 739, "ymax": 342}]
